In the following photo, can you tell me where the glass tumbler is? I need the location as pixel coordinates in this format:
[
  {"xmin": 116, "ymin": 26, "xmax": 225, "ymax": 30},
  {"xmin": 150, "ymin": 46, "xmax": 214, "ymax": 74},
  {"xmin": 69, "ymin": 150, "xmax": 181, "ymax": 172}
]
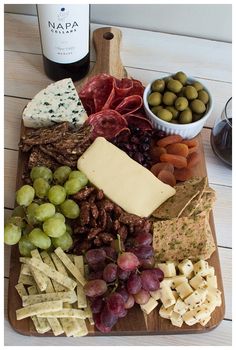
[{"xmin": 210, "ymin": 97, "xmax": 232, "ymax": 167}]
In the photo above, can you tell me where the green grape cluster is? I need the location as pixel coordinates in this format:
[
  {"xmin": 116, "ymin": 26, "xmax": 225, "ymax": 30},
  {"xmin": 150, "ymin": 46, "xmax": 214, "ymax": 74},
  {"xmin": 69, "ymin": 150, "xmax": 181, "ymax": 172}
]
[{"xmin": 4, "ymin": 165, "xmax": 88, "ymax": 256}]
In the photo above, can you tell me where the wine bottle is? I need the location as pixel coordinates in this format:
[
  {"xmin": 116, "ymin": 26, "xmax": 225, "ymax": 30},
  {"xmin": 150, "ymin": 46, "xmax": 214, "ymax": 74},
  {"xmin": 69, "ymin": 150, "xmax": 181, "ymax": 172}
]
[{"xmin": 37, "ymin": 4, "xmax": 90, "ymax": 81}]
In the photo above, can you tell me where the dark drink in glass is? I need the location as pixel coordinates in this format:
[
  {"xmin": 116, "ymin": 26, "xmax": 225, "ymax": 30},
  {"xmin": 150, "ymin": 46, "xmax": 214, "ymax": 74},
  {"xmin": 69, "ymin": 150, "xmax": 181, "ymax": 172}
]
[{"xmin": 210, "ymin": 97, "xmax": 232, "ymax": 167}]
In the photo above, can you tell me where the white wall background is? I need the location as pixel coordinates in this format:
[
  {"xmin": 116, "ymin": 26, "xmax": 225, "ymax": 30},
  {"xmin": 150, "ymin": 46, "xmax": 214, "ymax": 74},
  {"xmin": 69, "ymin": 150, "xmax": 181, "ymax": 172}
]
[{"xmin": 4, "ymin": 4, "xmax": 232, "ymax": 43}]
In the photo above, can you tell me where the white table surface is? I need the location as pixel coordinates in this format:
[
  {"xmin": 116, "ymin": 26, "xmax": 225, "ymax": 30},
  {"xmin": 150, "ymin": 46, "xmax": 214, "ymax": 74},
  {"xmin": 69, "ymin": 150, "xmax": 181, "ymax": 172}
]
[{"xmin": 4, "ymin": 13, "xmax": 232, "ymax": 346}]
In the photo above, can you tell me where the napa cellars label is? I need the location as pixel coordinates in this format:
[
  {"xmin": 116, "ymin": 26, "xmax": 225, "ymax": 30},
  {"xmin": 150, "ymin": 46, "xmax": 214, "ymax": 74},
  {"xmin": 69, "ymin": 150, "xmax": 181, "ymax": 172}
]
[{"xmin": 37, "ymin": 5, "xmax": 89, "ymax": 63}]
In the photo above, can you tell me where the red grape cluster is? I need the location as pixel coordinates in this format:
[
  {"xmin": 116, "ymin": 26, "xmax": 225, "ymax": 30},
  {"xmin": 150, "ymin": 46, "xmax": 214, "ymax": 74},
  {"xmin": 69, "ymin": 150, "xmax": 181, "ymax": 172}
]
[{"xmin": 83, "ymin": 246, "xmax": 164, "ymax": 333}]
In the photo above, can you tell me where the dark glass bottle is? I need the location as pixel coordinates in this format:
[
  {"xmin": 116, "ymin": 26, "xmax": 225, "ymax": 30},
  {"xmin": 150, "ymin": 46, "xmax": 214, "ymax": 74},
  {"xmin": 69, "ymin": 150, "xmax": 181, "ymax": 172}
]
[{"xmin": 37, "ymin": 4, "xmax": 90, "ymax": 81}]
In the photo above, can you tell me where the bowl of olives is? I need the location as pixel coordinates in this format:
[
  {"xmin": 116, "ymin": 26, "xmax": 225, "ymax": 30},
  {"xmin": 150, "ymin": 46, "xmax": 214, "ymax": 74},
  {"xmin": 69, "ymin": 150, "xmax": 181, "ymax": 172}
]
[{"xmin": 143, "ymin": 71, "xmax": 213, "ymax": 139}]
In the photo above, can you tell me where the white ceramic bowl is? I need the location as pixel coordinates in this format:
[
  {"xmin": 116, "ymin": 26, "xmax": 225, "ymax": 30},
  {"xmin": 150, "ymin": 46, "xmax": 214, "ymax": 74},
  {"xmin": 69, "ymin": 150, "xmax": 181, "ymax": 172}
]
[{"xmin": 143, "ymin": 77, "xmax": 214, "ymax": 139}]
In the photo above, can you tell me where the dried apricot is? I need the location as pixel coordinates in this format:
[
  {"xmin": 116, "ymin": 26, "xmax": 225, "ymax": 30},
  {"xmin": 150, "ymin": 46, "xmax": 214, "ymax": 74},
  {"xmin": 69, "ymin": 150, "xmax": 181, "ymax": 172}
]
[
  {"xmin": 157, "ymin": 170, "xmax": 176, "ymax": 187},
  {"xmin": 182, "ymin": 138, "xmax": 199, "ymax": 148},
  {"xmin": 166, "ymin": 143, "xmax": 189, "ymax": 157},
  {"xmin": 150, "ymin": 146, "xmax": 167, "ymax": 162},
  {"xmin": 156, "ymin": 135, "xmax": 183, "ymax": 148},
  {"xmin": 160, "ymin": 153, "xmax": 187, "ymax": 169},
  {"xmin": 188, "ymin": 146, "xmax": 199, "ymax": 154},
  {"xmin": 174, "ymin": 168, "xmax": 193, "ymax": 181},
  {"xmin": 150, "ymin": 162, "xmax": 174, "ymax": 177},
  {"xmin": 187, "ymin": 152, "xmax": 201, "ymax": 168}
]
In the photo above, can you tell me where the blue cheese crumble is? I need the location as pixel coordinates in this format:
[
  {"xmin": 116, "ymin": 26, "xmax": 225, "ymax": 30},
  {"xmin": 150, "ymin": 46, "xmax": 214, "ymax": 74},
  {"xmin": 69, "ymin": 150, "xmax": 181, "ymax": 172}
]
[{"xmin": 23, "ymin": 78, "xmax": 88, "ymax": 128}]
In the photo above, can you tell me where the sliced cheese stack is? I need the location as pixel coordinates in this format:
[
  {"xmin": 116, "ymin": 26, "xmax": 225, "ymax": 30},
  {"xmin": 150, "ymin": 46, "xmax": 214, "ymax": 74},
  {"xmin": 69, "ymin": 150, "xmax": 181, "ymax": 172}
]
[
  {"xmin": 77, "ymin": 137, "xmax": 176, "ymax": 217},
  {"xmin": 23, "ymin": 78, "xmax": 88, "ymax": 128}
]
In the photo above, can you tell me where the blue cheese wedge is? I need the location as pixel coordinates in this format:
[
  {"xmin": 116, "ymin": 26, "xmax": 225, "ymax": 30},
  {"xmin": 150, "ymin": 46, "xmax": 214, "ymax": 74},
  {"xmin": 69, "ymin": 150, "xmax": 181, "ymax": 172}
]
[
  {"xmin": 23, "ymin": 78, "xmax": 87, "ymax": 128},
  {"xmin": 77, "ymin": 137, "xmax": 176, "ymax": 217}
]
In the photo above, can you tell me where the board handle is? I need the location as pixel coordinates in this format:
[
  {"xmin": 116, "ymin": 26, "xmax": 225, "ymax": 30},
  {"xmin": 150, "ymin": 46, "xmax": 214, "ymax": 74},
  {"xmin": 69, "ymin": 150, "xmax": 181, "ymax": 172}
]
[{"xmin": 76, "ymin": 27, "xmax": 127, "ymax": 91}]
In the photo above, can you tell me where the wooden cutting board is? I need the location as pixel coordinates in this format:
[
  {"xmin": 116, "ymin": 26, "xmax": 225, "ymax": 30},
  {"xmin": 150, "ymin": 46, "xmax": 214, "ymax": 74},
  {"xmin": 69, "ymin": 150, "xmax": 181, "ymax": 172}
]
[{"xmin": 7, "ymin": 27, "xmax": 225, "ymax": 336}]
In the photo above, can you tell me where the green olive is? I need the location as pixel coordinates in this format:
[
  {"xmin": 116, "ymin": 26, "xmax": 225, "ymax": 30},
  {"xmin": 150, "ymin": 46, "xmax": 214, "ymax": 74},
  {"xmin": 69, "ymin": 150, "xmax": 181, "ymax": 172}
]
[
  {"xmin": 166, "ymin": 106, "xmax": 179, "ymax": 119},
  {"xmin": 164, "ymin": 76, "xmax": 172, "ymax": 84},
  {"xmin": 175, "ymin": 97, "xmax": 189, "ymax": 111},
  {"xmin": 169, "ymin": 119, "xmax": 179, "ymax": 124},
  {"xmin": 198, "ymin": 90, "xmax": 209, "ymax": 104},
  {"xmin": 162, "ymin": 91, "xmax": 177, "ymax": 106},
  {"xmin": 151, "ymin": 79, "xmax": 165, "ymax": 93},
  {"xmin": 157, "ymin": 108, "xmax": 173, "ymax": 122},
  {"xmin": 151, "ymin": 105, "xmax": 163, "ymax": 115},
  {"xmin": 192, "ymin": 81, "xmax": 203, "ymax": 91},
  {"xmin": 174, "ymin": 71, "xmax": 188, "ymax": 85},
  {"xmin": 167, "ymin": 79, "xmax": 183, "ymax": 93},
  {"xmin": 179, "ymin": 109, "xmax": 193, "ymax": 124},
  {"xmin": 147, "ymin": 92, "xmax": 162, "ymax": 106},
  {"xmin": 184, "ymin": 86, "xmax": 198, "ymax": 100},
  {"xmin": 192, "ymin": 113, "xmax": 203, "ymax": 122},
  {"xmin": 190, "ymin": 99, "xmax": 206, "ymax": 114}
]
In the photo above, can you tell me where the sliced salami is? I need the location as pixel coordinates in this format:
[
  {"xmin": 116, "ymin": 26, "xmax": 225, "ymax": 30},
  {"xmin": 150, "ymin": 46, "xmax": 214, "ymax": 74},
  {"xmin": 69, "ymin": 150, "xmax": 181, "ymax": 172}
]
[
  {"xmin": 86, "ymin": 109, "xmax": 128, "ymax": 140},
  {"xmin": 125, "ymin": 114, "xmax": 153, "ymax": 131},
  {"xmin": 115, "ymin": 95, "xmax": 143, "ymax": 116}
]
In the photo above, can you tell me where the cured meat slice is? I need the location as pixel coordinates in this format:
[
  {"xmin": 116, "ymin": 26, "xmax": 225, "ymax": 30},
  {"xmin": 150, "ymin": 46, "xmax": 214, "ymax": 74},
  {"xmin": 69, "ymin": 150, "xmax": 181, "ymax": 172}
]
[
  {"xmin": 86, "ymin": 110, "xmax": 128, "ymax": 140},
  {"xmin": 125, "ymin": 114, "xmax": 153, "ymax": 131},
  {"xmin": 115, "ymin": 95, "xmax": 143, "ymax": 116},
  {"xmin": 114, "ymin": 78, "xmax": 134, "ymax": 97}
]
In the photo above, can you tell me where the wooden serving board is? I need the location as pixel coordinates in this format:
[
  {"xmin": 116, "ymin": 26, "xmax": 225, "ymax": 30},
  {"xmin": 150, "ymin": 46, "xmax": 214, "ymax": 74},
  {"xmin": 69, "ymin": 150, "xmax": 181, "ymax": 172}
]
[{"xmin": 7, "ymin": 27, "xmax": 225, "ymax": 337}]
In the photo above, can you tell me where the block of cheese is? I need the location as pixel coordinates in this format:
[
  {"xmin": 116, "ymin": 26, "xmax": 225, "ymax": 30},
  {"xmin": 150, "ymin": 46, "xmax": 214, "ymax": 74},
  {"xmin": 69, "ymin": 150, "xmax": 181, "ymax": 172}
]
[
  {"xmin": 77, "ymin": 137, "xmax": 176, "ymax": 217},
  {"xmin": 23, "ymin": 78, "xmax": 87, "ymax": 128}
]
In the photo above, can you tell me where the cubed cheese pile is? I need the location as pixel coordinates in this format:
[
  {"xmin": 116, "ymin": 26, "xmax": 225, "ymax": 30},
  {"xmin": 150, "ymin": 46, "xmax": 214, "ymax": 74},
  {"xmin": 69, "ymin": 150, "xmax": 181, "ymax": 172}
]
[{"xmin": 144, "ymin": 259, "xmax": 221, "ymax": 328}]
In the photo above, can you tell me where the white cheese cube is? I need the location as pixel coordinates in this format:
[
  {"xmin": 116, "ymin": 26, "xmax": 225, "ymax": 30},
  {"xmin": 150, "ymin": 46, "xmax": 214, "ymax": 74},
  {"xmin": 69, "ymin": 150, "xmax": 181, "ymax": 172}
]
[
  {"xmin": 172, "ymin": 290, "xmax": 179, "ymax": 301},
  {"xmin": 189, "ymin": 274, "xmax": 207, "ymax": 289},
  {"xmin": 206, "ymin": 275, "xmax": 218, "ymax": 288},
  {"xmin": 202, "ymin": 300, "xmax": 216, "ymax": 313},
  {"xmin": 184, "ymin": 288, "xmax": 207, "ymax": 310},
  {"xmin": 157, "ymin": 262, "xmax": 176, "ymax": 278},
  {"xmin": 206, "ymin": 287, "xmax": 222, "ymax": 307},
  {"xmin": 175, "ymin": 282, "xmax": 193, "ymax": 299},
  {"xmin": 193, "ymin": 260, "xmax": 209, "ymax": 276},
  {"xmin": 171, "ymin": 275, "xmax": 188, "ymax": 289},
  {"xmin": 178, "ymin": 259, "xmax": 194, "ymax": 278},
  {"xmin": 159, "ymin": 305, "xmax": 174, "ymax": 319},
  {"xmin": 199, "ymin": 315, "xmax": 211, "ymax": 326},
  {"xmin": 150, "ymin": 289, "xmax": 161, "ymax": 300},
  {"xmin": 170, "ymin": 311, "xmax": 183, "ymax": 327},
  {"xmin": 174, "ymin": 298, "xmax": 189, "ymax": 315},
  {"xmin": 183, "ymin": 310, "xmax": 198, "ymax": 326},
  {"xmin": 160, "ymin": 285, "xmax": 176, "ymax": 308},
  {"xmin": 194, "ymin": 305, "xmax": 211, "ymax": 321},
  {"xmin": 160, "ymin": 278, "xmax": 173, "ymax": 288},
  {"xmin": 140, "ymin": 297, "xmax": 158, "ymax": 315}
]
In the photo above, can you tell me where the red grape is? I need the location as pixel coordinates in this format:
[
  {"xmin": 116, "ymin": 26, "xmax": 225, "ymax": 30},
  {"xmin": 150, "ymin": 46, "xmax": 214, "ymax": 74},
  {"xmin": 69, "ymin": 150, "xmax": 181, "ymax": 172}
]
[
  {"xmin": 134, "ymin": 232, "xmax": 152, "ymax": 246},
  {"xmin": 103, "ymin": 263, "xmax": 117, "ymax": 282},
  {"xmin": 118, "ymin": 308, "xmax": 127, "ymax": 318},
  {"xmin": 127, "ymin": 272, "xmax": 142, "ymax": 294},
  {"xmin": 151, "ymin": 267, "xmax": 164, "ymax": 282},
  {"xmin": 85, "ymin": 248, "xmax": 106, "ymax": 265},
  {"xmin": 141, "ymin": 270, "xmax": 160, "ymax": 291},
  {"xmin": 139, "ymin": 256, "xmax": 155, "ymax": 269},
  {"xmin": 91, "ymin": 297, "xmax": 104, "ymax": 314},
  {"xmin": 94, "ymin": 313, "xmax": 112, "ymax": 333},
  {"xmin": 116, "ymin": 285, "xmax": 129, "ymax": 303},
  {"xmin": 103, "ymin": 246, "xmax": 117, "ymax": 260},
  {"xmin": 132, "ymin": 245, "xmax": 154, "ymax": 259},
  {"xmin": 117, "ymin": 252, "xmax": 139, "ymax": 271},
  {"xmin": 117, "ymin": 267, "xmax": 131, "ymax": 281},
  {"xmin": 101, "ymin": 305, "xmax": 118, "ymax": 328},
  {"xmin": 84, "ymin": 279, "xmax": 107, "ymax": 297},
  {"xmin": 124, "ymin": 294, "xmax": 135, "ymax": 309},
  {"xmin": 107, "ymin": 292, "xmax": 125, "ymax": 317},
  {"xmin": 89, "ymin": 261, "xmax": 106, "ymax": 272},
  {"xmin": 134, "ymin": 289, "xmax": 150, "ymax": 305},
  {"xmin": 87, "ymin": 270, "xmax": 103, "ymax": 280}
]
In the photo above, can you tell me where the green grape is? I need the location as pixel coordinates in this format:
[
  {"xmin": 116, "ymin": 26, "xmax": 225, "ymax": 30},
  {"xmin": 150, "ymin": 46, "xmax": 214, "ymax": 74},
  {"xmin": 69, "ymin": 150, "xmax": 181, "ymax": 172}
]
[
  {"xmin": 34, "ymin": 203, "xmax": 56, "ymax": 222},
  {"xmin": 18, "ymin": 235, "xmax": 36, "ymax": 257},
  {"xmin": 28, "ymin": 228, "xmax": 51, "ymax": 250},
  {"xmin": 53, "ymin": 166, "xmax": 71, "ymax": 184},
  {"xmin": 43, "ymin": 217, "xmax": 66, "ymax": 238},
  {"xmin": 60, "ymin": 199, "xmax": 80, "ymax": 219},
  {"xmin": 7, "ymin": 216, "xmax": 26, "ymax": 229},
  {"xmin": 30, "ymin": 166, "xmax": 53, "ymax": 183},
  {"xmin": 69, "ymin": 170, "xmax": 88, "ymax": 187},
  {"xmin": 4, "ymin": 223, "xmax": 22, "ymax": 245},
  {"xmin": 33, "ymin": 178, "xmax": 50, "ymax": 198},
  {"xmin": 26, "ymin": 202, "xmax": 39, "ymax": 225},
  {"xmin": 48, "ymin": 185, "xmax": 66, "ymax": 205},
  {"xmin": 12, "ymin": 206, "xmax": 25, "ymax": 218},
  {"xmin": 54, "ymin": 212, "xmax": 66, "ymax": 223},
  {"xmin": 16, "ymin": 185, "xmax": 35, "ymax": 206},
  {"xmin": 65, "ymin": 223, "xmax": 73, "ymax": 235},
  {"xmin": 64, "ymin": 178, "xmax": 83, "ymax": 195},
  {"xmin": 52, "ymin": 232, "xmax": 73, "ymax": 251}
]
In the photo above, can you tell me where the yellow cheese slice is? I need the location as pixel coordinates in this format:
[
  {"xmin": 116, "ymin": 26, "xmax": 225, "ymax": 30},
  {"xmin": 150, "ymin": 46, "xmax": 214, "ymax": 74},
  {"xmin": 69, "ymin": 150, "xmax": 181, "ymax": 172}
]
[{"xmin": 77, "ymin": 137, "xmax": 176, "ymax": 217}]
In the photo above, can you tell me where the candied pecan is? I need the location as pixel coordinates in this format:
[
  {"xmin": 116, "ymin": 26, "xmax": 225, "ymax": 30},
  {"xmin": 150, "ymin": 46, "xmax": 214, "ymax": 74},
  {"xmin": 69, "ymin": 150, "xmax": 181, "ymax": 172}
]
[
  {"xmin": 113, "ymin": 204, "xmax": 123, "ymax": 217},
  {"xmin": 73, "ymin": 187, "xmax": 95, "ymax": 201},
  {"xmin": 105, "ymin": 214, "xmax": 113, "ymax": 231},
  {"xmin": 96, "ymin": 189, "xmax": 104, "ymax": 200},
  {"xmin": 112, "ymin": 219, "xmax": 121, "ymax": 231},
  {"xmin": 90, "ymin": 202, "xmax": 99, "ymax": 219},
  {"xmin": 119, "ymin": 212, "xmax": 145, "ymax": 226},
  {"xmin": 118, "ymin": 225, "xmax": 128, "ymax": 241},
  {"xmin": 89, "ymin": 217, "xmax": 98, "ymax": 228},
  {"xmin": 73, "ymin": 226, "xmax": 90, "ymax": 235},
  {"xmin": 98, "ymin": 208, "xmax": 107, "ymax": 230},
  {"xmin": 99, "ymin": 199, "xmax": 114, "ymax": 212},
  {"xmin": 88, "ymin": 193, "xmax": 96, "ymax": 203},
  {"xmin": 79, "ymin": 202, "xmax": 90, "ymax": 226},
  {"xmin": 94, "ymin": 236, "xmax": 102, "ymax": 246},
  {"xmin": 134, "ymin": 220, "xmax": 152, "ymax": 235},
  {"xmin": 99, "ymin": 232, "xmax": 114, "ymax": 244},
  {"xmin": 88, "ymin": 228, "xmax": 102, "ymax": 240},
  {"xmin": 73, "ymin": 240, "xmax": 92, "ymax": 254}
]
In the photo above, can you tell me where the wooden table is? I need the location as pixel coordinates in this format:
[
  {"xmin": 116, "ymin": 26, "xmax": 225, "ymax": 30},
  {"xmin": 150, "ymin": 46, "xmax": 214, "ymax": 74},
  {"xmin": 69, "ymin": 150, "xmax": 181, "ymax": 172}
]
[{"xmin": 4, "ymin": 13, "xmax": 232, "ymax": 346}]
